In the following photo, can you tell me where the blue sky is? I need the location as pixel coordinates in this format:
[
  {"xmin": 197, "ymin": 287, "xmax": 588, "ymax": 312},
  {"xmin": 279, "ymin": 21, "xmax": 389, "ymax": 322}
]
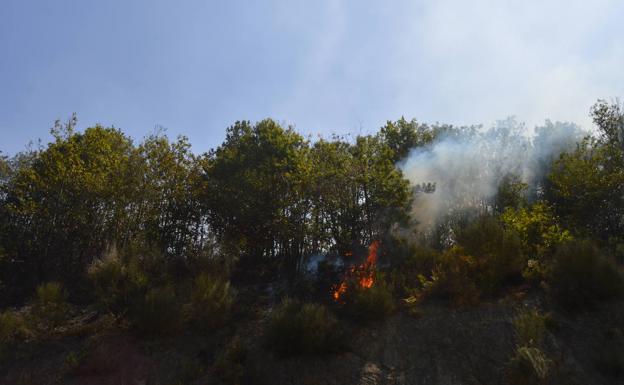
[{"xmin": 1, "ymin": 0, "xmax": 623, "ymax": 155}]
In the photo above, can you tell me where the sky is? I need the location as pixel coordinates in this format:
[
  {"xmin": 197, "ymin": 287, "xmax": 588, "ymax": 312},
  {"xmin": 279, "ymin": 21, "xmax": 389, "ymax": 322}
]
[{"xmin": 1, "ymin": 0, "xmax": 624, "ymax": 155}]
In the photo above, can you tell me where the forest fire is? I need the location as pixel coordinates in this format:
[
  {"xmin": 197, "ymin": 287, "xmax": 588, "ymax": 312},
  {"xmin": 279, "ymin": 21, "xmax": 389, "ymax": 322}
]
[{"xmin": 332, "ymin": 240, "xmax": 379, "ymax": 302}]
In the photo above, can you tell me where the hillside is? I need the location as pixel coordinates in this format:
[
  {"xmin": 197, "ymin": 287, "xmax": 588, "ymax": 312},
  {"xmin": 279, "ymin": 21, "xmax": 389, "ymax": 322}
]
[{"xmin": 1, "ymin": 102, "xmax": 624, "ymax": 384}]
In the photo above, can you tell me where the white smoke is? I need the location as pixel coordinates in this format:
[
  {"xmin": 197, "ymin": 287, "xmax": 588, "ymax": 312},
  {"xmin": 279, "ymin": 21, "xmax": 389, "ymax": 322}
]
[{"xmin": 400, "ymin": 118, "xmax": 586, "ymax": 232}]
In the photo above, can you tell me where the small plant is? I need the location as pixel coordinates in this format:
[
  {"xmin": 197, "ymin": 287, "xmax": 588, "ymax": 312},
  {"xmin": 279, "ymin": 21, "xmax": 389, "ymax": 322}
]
[
  {"xmin": 58, "ymin": 349, "xmax": 86, "ymax": 380},
  {"xmin": 513, "ymin": 308, "xmax": 547, "ymax": 348},
  {"xmin": 507, "ymin": 346, "xmax": 552, "ymax": 385},
  {"xmin": 131, "ymin": 285, "xmax": 181, "ymax": 336},
  {"xmin": 266, "ymin": 299, "xmax": 343, "ymax": 356},
  {"xmin": 186, "ymin": 274, "xmax": 236, "ymax": 332},
  {"xmin": 507, "ymin": 307, "xmax": 551, "ymax": 384},
  {"xmin": 549, "ymin": 240, "xmax": 624, "ymax": 309},
  {"xmin": 31, "ymin": 281, "xmax": 69, "ymax": 328}
]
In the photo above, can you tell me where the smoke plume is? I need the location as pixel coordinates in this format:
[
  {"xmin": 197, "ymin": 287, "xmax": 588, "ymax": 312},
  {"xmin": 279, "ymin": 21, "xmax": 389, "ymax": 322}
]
[{"xmin": 400, "ymin": 118, "xmax": 586, "ymax": 232}]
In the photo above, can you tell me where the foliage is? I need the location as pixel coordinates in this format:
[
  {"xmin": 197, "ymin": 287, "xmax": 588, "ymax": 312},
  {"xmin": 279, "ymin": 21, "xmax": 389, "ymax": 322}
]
[
  {"xmin": 549, "ymin": 240, "xmax": 624, "ymax": 309},
  {"xmin": 342, "ymin": 279, "xmax": 395, "ymax": 321},
  {"xmin": 2, "ymin": 120, "xmax": 138, "ymax": 293},
  {"xmin": 547, "ymin": 138, "xmax": 624, "ymax": 240},
  {"xmin": 0, "ymin": 310, "xmax": 30, "ymax": 348},
  {"xmin": 131, "ymin": 285, "xmax": 181, "ymax": 336},
  {"xmin": 501, "ymin": 202, "xmax": 571, "ymax": 259},
  {"xmin": 419, "ymin": 246, "xmax": 481, "ymax": 306},
  {"xmin": 507, "ymin": 346, "xmax": 552, "ymax": 385},
  {"xmin": 0, "ymin": 116, "xmax": 414, "ymax": 302},
  {"xmin": 456, "ymin": 216, "xmax": 525, "ymax": 296},
  {"xmin": 214, "ymin": 335, "xmax": 249, "ymax": 385},
  {"xmin": 378, "ymin": 117, "xmax": 435, "ymax": 162},
  {"xmin": 30, "ymin": 281, "xmax": 69, "ymax": 328},
  {"xmin": 266, "ymin": 299, "xmax": 343, "ymax": 356},
  {"xmin": 387, "ymin": 243, "xmax": 439, "ymax": 297},
  {"xmin": 202, "ymin": 119, "xmax": 311, "ymax": 270},
  {"xmin": 307, "ymin": 135, "xmax": 412, "ymax": 259},
  {"xmin": 0, "ymin": 119, "xmax": 206, "ymax": 299},
  {"xmin": 590, "ymin": 99, "xmax": 624, "ymax": 150},
  {"xmin": 501, "ymin": 202, "xmax": 572, "ymax": 282},
  {"xmin": 508, "ymin": 307, "xmax": 551, "ymax": 385},
  {"xmin": 495, "ymin": 173, "xmax": 528, "ymax": 212},
  {"xmin": 419, "ymin": 216, "xmax": 526, "ymax": 305},
  {"xmin": 0, "ymin": 103, "xmax": 623, "ymax": 332},
  {"xmin": 513, "ymin": 308, "xmax": 547, "ymax": 348},
  {"xmin": 186, "ymin": 274, "xmax": 236, "ymax": 332},
  {"xmin": 87, "ymin": 251, "xmax": 148, "ymax": 316},
  {"xmin": 547, "ymin": 100, "xmax": 624, "ymax": 241}
]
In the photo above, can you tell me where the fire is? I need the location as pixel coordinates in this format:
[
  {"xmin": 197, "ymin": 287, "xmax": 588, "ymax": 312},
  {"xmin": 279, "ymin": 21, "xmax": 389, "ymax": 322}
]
[
  {"xmin": 332, "ymin": 240, "xmax": 379, "ymax": 302},
  {"xmin": 333, "ymin": 282, "xmax": 347, "ymax": 300}
]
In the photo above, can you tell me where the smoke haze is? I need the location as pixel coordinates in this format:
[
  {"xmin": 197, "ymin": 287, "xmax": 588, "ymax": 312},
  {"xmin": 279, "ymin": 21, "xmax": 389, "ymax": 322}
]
[{"xmin": 400, "ymin": 119, "xmax": 586, "ymax": 231}]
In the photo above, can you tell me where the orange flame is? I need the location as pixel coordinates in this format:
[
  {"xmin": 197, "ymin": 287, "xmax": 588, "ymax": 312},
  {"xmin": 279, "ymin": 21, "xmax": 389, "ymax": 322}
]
[{"xmin": 332, "ymin": 240, "xmax": 379, "ymax": 301}]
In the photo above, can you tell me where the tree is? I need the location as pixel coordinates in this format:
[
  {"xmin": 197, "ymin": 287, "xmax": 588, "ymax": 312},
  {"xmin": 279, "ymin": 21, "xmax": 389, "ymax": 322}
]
[
  {"xmin": 591, "ymin": 99, "xmax": 624, "ymax": 151},
  {"xmin": 2, "ymin": 120, "xmax": 138, "ymax": 294},
  {"xmin": 201, "ymin": 119, "xmax": 310, "ymax": 274},
  {"xmin": 378, "ymin": 117, "xmax": 436, "ymax": 162}
]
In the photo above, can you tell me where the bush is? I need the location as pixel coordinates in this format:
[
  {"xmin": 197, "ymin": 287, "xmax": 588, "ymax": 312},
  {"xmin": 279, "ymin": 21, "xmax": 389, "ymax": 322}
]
[
  {"xmin": 507, "ymin": 307, "xmax": 551, "ymax": 384},
  {"xmin": 342, "ymin": 279, "xmax": 395, "ymax": 321},
  {"xmin": 266, "ymin": 299, "xmax": 343, "ymax": 356},
  {"xmin": 419, "ymin": 246, "xmax": 481, "ymax": 306},
  {"xmin": 507, "ymin": 346, "xmax": 551, "ymax": 385},
  {"xmin": 513, "ymin": 308, "xmax": 546, "ymax": 348},
  {"xmin": 31, "ymin": 281, "xmax": 69, "ymax": 328},
  {"xmin": 214, "ymin": 335, "xmax": 249, "ymax": 384},
  {"xmin": 456, "ymin": 216, "xmax": 524, "ymax": 296},
  {"xmin": 419, "ymin": 217, "xmax": 526, "ymax": 305},
  {"xmin": 500, "ymin": 202, "xmax": 572, "ymax": 261},
  {"xmin": 0, "ymin": 310, "xmax": 30, "ymax": 348},
  {"xmin": 88, "ymin": 252, "xmax": 148, "ymax": 316},
  {"xmin": 388, "ymin": 246, "xmax": 439, "ymax": 297},
  {"xmin": 186, "ymin": 274, "xmax": 236, "ymax": 332},
  {"xmin": 549, "ymin": 240, "xmax": 624, "ymax": 309},
  {"xmin": 131, "ymin": 285, "xmax": 181, "ymax": 336}
]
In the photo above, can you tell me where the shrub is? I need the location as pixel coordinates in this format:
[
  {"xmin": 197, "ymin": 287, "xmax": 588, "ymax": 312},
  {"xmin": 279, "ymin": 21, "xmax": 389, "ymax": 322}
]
[
  {"xmin": 513, "ymin": 308, "xmax": 547, "ymax": 348},
  {"xmin": 266, "ymin": 299, "xmax": 343, "ymax": 356},
  {"xmin": 422, "ymin": 217, "xmax": 526, "ymax": 304},
  {"xmin": 214, "ymin": 335, "xmax": 249, "ymax": 384},
  {"xmin": 456, "ymin": 216, "xmax": 524, "ymax": 296},
  {"xmin": 0, "ymin": 310, "xmax": 30, "ymax": 348},
  {"xmin": 419, "ymin": 246, "xmax": 481, "ymax": 306},
  {"xmin": 131, "ymin": 285, "xmax": 181, "ymax": 336},
  {"xmin": 88, "ymin": 252, "xmax": 148, "ymax": 316},
  {"xmin": 507, "ymin": 346, "xmax": 551, "ymax": 385},
  {"xmin": 31, "ymin": 281, "xmax": 69, "ymax": 328},
  {"xmin": 187, "ymin": 274, "xmax": 236, "ymax": 332},
  {"xmin": 501, "ymin": 202, "xmax": 572, "ymax": 261},
  {"xmin": 388, "ymin": 246, "xmax": 439, "ymax": 296},
  {"xmin": 507, "ymin": 307, "xmax": 551, "ymax": 384},
  {"xmin": 549, "ymin": 240, "xmax": 624, "ymax": 309},
  {"xmin": 343, "ymin": 280, "xmax": 395, "ymax": 321}
]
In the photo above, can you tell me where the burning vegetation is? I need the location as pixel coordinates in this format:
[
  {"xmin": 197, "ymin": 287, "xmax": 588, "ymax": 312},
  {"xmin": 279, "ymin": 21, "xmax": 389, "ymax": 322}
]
[
  {"xmin": 333, "ymin": 240, "xmax": 380, "ymax": 302},
  {"xmin": 2, "ymin": 101, "xmax": 624, "ymax": 384}
]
